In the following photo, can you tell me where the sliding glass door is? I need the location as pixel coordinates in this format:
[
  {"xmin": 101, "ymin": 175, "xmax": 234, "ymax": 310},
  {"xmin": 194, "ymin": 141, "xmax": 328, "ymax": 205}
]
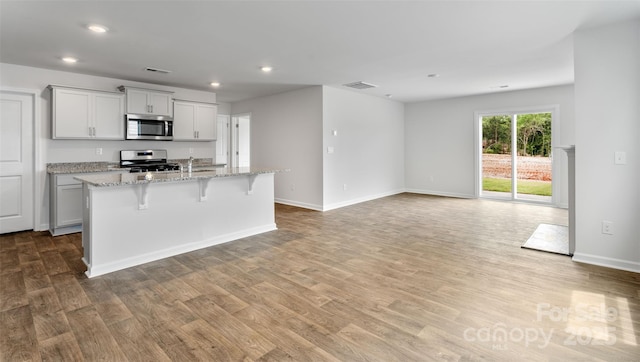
[{"xmin": 480, "ymin": 111, "xmax": 553, "ymax": 203}]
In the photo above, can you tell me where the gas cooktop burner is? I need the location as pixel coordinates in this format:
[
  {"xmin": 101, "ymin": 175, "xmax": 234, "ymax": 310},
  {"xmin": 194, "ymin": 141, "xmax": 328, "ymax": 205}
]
[
  {"xmin": 128, "ymin": 163, "xmax": 181, "ymax": 173},
  {"xmin": 120, "ymin": 149, "xmax": 180, "ymax": 173}
]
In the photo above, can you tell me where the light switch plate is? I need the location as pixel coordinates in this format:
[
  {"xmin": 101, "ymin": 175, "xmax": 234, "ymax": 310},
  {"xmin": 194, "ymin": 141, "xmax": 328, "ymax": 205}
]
[
  {"xmin": 614, "ymin": 151, "xmax": 626, "ymax": 165},
  {"xmin": 327, "ymin": 146, "xmax": 334, "ymax": 154}
]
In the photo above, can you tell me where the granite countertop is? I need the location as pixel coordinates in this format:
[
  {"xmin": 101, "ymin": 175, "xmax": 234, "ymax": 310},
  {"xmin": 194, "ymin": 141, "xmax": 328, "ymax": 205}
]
[
  {"xmin": 47, "ymin": 162, "xmax": 124, "ymax": 174},
  {"xmin": 74, "ymin": 167, "xmax": 288, "ymax": 187},
  {"xmin": 46, "ymin": 159, "xmax": 225, "ymax": 174}
]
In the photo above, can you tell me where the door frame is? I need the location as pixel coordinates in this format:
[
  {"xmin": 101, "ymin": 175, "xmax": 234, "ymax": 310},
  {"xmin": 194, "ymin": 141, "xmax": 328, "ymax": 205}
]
[
  {"xmin": 1, "ymin": 87, "xmax": 42, "ymax": 231},
  {"xmin": 474, "ymin": 104, "xmax": 560, "ymax": 205}
]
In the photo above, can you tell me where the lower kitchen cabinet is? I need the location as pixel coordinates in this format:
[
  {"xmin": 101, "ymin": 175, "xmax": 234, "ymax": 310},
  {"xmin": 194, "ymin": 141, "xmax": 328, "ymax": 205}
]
[
  {"xmin": 49, "ymin": 171, "xmax": 125, "ymax": 236},
  {"xmin": 50, "ymin": 174, "xmax": 83, "ymax": 236}
]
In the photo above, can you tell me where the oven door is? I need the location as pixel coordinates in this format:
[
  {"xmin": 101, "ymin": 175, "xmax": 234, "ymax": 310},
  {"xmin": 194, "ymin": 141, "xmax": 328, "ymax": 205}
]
[{"xmin": 126, "ymin": 115, "xmax": 173, "ymax": 140}]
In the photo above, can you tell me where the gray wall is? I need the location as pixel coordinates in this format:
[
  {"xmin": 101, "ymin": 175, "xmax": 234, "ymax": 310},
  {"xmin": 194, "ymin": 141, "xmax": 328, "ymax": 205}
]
[
  {"xmin": 232, "ymin": 87, "xmax": 324, "ymax": 210},
  {"xmin": 322, "ymin": 86, "xmax": 405, "ymax": 210},
  {"xmin": 573, "ymin": 20, "xmax": 640, "ymax": 272}
]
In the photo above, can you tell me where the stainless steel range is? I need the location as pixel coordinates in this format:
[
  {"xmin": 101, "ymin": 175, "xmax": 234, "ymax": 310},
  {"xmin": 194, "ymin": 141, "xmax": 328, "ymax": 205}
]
[{"xmin": 120, "ymin": 149, "xmax": 181, "ymax": 173}]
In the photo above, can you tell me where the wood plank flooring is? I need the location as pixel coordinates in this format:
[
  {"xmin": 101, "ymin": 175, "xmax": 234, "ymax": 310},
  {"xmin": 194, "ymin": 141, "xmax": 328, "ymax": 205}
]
[{"xmin": 1, "ymin": 193, "xmax": 639, "ymax": 361}]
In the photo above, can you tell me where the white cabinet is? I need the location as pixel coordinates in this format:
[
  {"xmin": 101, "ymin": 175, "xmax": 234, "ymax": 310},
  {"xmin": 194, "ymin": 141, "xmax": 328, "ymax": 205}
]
[
  {"xmin": 49, "ymin": 171, "xmax": 125, "ymax": 236},
  {"xmin": 119, "ymin": 86, "xmax": 173, "ymax": 116},
  {"xmin": 50, "ymin": 86, "xmax": 124, "ymax": 140},
  {"xmin": 173, "ymin": 100, "xmax": 217, "ymax": 141},
  {"xmin": 50, "ymin": 173, "xmax": 83, "ymax": 236}
]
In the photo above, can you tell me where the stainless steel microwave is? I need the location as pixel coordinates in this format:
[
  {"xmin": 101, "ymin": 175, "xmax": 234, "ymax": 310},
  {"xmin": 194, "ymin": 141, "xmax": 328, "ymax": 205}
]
[{"xmin": 125, "ymin": 114, "xmax": 173, "ymax": 141}]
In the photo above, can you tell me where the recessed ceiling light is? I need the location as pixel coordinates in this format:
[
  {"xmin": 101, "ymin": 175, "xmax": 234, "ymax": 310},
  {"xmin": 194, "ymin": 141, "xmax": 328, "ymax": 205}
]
[
  {"xmin": 87, "ymin": 24, "xmax": 108, "ymax": 33},
  {"xmin": 490, "ymin": 85, "xmax": 510, "ymax": 89},
  {"xmin": 427, "ymin": 73, "xmax": 439, "ymax": 78},
  {"xmin": 62, "ymin": 57, "xmax": 78, "ymax": 64},
  {"xmin": 385, "ymin": 94, "xmax": 393, "ymax": 98},
  {"xmin": 260, "ymin": 66, "xmax": 273, "ymax": 73},
  {"xmin": 210, "ymin": 82, "xmax": 220, "ymax": 87}
]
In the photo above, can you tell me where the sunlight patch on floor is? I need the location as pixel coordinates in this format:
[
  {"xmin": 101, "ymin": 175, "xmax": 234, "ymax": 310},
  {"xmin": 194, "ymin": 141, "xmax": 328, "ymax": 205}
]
[{"xmin": 566, "ymin": 291, "xmax": 636, "ymax": 347}]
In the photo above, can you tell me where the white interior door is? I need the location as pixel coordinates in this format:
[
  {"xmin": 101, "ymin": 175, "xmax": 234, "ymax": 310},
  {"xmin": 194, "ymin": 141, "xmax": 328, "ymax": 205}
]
[
  {"xmin": 231, "ymin": 113, "xmax": 250, "ymax": 168},
  {"xmin": 216, "ymin": 114, "xmax": 230, "ymax": 165},
  {"xmin": 0, "ymin": 91, "xmax": 34, "ymax": 233}
]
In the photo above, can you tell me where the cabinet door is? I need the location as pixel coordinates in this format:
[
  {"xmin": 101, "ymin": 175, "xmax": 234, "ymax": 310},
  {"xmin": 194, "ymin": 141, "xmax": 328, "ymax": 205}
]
[
  {"xmin": 53, "ymin": 89, "xmax": 91, "ymax": 138},
  {"xmin": 172, "ymin": 101, "xmax": 196, "ymax": 140},
  {"xmin": 56, "ymin": 184, "xmax": 83, "ymax": 227},
  {"xmin": 94, "ymin": 93, "xmax": 124, "ymax": 139},
  {"xmin": 149, "ymin": 92, "xmax": 172, "ymax": 116},
  {"xmin": 126, "ymin": 88, "xmax": 150, "ymax": 114},
  {"xmin": 195, "ymin": 104, "xmax": 217, "ymax": 140}
]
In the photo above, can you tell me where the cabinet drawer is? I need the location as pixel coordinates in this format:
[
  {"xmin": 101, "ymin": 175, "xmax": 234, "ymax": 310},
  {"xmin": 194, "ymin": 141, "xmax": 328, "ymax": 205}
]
[{"xmin": 56, "ymin": 174, "xmax": 82, "ymax": 186}]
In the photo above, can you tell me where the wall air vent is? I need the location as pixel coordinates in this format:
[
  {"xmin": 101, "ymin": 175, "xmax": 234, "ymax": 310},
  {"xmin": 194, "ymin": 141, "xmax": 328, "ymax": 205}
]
[
  {"xmin": 145, "ymin": 67, "xmax": 172, "ymax": 74},
  {"xmin": 343, "ymin": 81, "xmax": 378, "ymax": 90}
]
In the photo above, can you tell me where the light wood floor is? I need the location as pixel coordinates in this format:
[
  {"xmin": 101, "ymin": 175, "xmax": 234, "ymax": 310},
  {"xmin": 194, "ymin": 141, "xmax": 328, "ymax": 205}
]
[{"xmin": 1, "ymin": 194, "xmax": 639, "ymax": 361}]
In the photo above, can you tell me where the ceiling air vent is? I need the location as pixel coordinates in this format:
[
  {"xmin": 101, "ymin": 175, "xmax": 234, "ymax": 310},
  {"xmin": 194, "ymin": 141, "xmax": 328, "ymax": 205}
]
[
  {"xmin": 145, "ymin": 67, "xmax": 172, "ymax": 74},
  {"xmin": 343, "ymin": 81, "xmax": 378, "ymax": 90}
]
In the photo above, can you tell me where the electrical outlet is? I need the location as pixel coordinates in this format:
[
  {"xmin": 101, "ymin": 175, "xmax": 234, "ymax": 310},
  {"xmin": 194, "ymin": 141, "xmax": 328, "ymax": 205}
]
[
  {"xmin": 343, "ymin": 184, "xmax": 347, "ymax": 191},
  {"xmin": 602, "ymin": 220, "xmax": 613, "ymax": 235},
  {"xmin": 290, "ymin": 183, "xmax": 295, "ymax": 191},
  {"xmin": 189, "ymin": 148, "xmax": 194, "ymax": 154},
  {"xmin": 95, "ymin": 148, "xmax": 102, "ymax": 155},
  {"xmin": 614, "ymin": 151, "xmax": 626, "ymax": 165}
]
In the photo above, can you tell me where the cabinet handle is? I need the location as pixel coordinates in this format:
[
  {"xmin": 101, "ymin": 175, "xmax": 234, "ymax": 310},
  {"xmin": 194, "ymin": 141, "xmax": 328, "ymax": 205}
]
[
  {"xmin": 194, "ymin": 131, "xmax": 197, "ymax": 139},
  {"xmin": 197, "ymin": 131, "xmax": 200, "ymax": 138},
  {"xmin": 150, "ymin": 105, "xmax": 153, "ymax": 113},
  {"xmin": 88, "ymin": 127, "xmax": 92, "ymax": 136}
]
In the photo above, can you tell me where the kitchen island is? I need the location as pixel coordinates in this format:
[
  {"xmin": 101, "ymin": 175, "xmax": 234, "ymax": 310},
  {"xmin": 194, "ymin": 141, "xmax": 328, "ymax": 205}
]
[{"xmin": 75, "ymin": 167, "xmax": 285, "ymax": 277}]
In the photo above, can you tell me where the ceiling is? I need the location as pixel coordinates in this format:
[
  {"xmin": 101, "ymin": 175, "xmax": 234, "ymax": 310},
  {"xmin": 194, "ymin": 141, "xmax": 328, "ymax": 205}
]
[{"xmin": 1, "ymin": 1, "xmax": 639, "ymax": 104}]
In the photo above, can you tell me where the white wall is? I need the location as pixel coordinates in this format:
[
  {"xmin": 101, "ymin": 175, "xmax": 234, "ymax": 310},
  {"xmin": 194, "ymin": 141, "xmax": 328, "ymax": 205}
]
[
  {"xmin": 231, "ymin": 87, "xmax": 324, "ymax": 210},
  {"xmin": 217, "ymin": 102, "xmax": 231, "ymax": 115},
  {"xmin": 405, "ymin": 85, "xmax": 575, "ymax": 205},
  {"xmin": 573, "ymin": 21, "xmax": 640, "ymax": 272},
  {"xmin": 0, "ymin": 63, "xmax": 218, "ymax": 230},
  {"xmin": 322, "ymin": 86, "xmax": 405, "ymax": 210}
]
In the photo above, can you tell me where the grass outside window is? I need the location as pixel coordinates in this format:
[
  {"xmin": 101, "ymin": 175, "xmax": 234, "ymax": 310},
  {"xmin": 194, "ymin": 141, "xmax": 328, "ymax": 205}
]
[{"xmin": 483, "ymin": 177, "xmax": 552, "ymax": 196}]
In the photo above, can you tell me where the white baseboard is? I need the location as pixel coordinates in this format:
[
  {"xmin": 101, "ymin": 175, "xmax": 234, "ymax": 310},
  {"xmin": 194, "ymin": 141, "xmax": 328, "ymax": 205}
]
[
  {"xmin": 275, "ymin": 198, "xmax": 323, "ymax": 211},
  {"xmin": 322, "ymin": 189, "xmax": 405, "ymax": 211},
  {"xmin": 572, "ymin": 252, "xmax": 640, "ymax": 273},
  {"xmin": 404, "ymin": 188, "xmax": 475, "ymax": 199},
  {"xmin": 85, "ymin": 223, "xmax": 277, "ymax": 278}
]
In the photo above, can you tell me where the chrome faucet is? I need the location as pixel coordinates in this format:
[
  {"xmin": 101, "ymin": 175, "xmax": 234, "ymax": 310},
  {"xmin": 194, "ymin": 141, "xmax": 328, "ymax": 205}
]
[{"xmin": 188, "ymin": 156, "xmax": 194, "ymax": 173}]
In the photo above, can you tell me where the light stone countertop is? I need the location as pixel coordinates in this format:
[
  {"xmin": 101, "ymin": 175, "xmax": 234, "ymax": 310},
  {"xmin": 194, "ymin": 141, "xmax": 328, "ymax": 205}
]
[
  {"xmin": 46, "ymin": 159, "xmax": 223, "ymax": 174},
  {"xmin": 74, "ymin": 167, "xmax": 288, "ymax": 187},
  {"xmin": 47, "ymin": 162, "xmax": 124, "ymax": 174}
]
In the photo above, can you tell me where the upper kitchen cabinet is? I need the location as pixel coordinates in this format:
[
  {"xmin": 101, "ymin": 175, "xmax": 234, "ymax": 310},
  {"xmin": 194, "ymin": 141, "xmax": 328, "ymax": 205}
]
[
  {"xmin": 118, "ymin": 86, "xmax": 173, "ymax": 117},
  {"xmin": 49, "ymin": 85, "xmax": 124, "ymax": 140},
  {"xmin": 173, "ymin": 100, "xmax": 217, "ymax": 141}
]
